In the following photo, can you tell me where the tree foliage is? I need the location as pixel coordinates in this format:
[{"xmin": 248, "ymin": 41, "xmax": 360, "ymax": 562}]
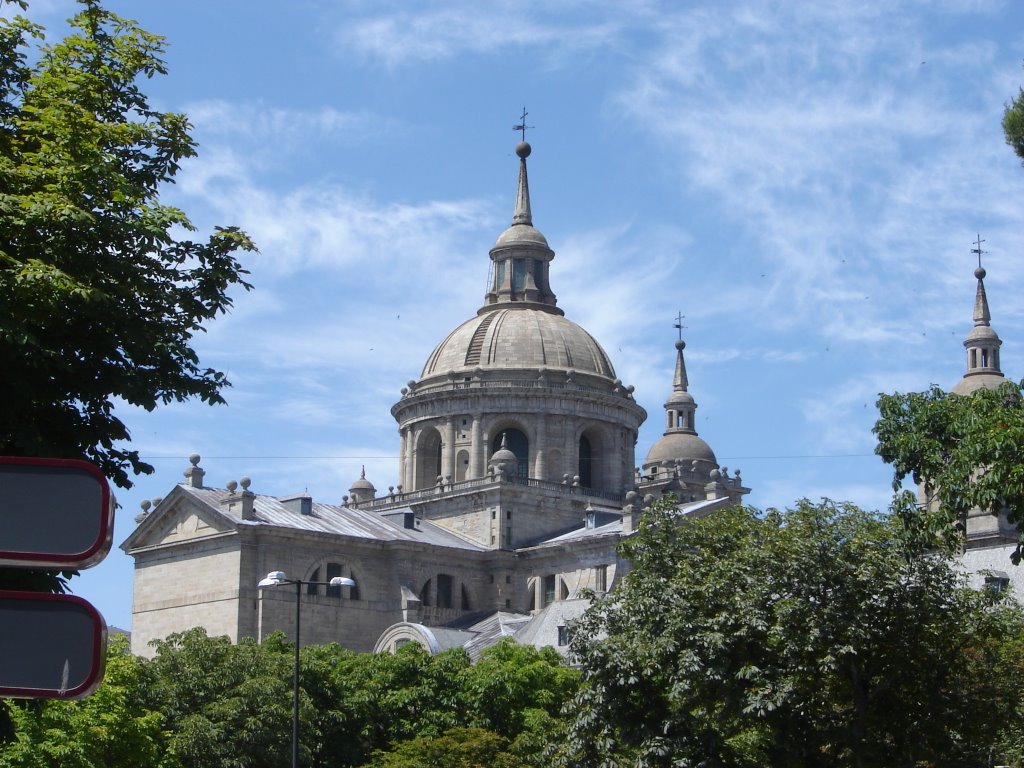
[
  {"xmin": 0, "ymin": 0, "xmax": 254, "ymax": 491},
  {"xmin": 561, "ymin": 498, "xmax": 1024, "ymax": 768},
  {"xmin": 1, "ymin": 629, "xmax": 577, "ymax": 768},
  {"xmin": 0, "ymin": 636, "xmax": 163, "ymax": 768},
  {"xmin": 874, "ymin": 381, "xmax": 1024, "ymax": 562},
  {"xmin": 1005, "ymin": 68, "xmax": 1024, "ymax": 164}
]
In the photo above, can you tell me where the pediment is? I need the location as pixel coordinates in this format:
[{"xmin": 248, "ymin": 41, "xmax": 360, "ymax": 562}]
[{"xmin": 124, "ymin": 492, "xmax": 235, "ymax": 551}]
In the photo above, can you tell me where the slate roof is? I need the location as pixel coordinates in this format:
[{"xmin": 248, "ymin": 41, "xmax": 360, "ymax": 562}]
[{"xmin": 124, "ymin": 484, "xmax": 488, "ymax": 552}]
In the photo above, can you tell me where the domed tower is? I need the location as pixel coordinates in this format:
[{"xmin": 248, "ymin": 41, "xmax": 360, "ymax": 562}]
[
  {"xmin": 640, "ymin": 337, "xmax": 749, "ymax": 504},
  {"xmin": 391, "ymin": 141, "xmax": 646, "ymax": 532},
  {"xmin": 947, "ymin": 245, "xmax": 1015, "ymax": 552}
]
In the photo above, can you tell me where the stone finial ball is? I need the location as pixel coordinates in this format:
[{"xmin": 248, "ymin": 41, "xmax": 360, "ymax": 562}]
[
  {"xmin": 189, "ymin": 453, "xmax": 201, "ymax": 466},
  {"xmin": 675, "ymin": 339, "xmax": 685, "ymax": 350},
  {"xmin": 975, "ymin": 266, "xmax": 986, "ymax": 280},
  {"xmin": 227, "ymin": 480, "xmax": 238, "ymax": 492},
  {"xmin": 516, "ymin": 141, "xmax": 531, "ymax": 158},
  {"xmin": 240, "ymin": 476, "xmax": 252, "ymax": 490}
]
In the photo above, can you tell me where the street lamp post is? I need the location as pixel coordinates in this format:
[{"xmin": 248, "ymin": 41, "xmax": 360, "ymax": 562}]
[{"xmin": 257, "ymin": 570, "xmax": 356, "ymax": 768}]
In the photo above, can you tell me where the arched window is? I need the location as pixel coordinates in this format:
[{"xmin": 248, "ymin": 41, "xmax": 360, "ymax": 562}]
[
  {"xmin": 492, "ymin": 428, "xmax": 528, "ymax": 478},
  {"xmin": 306, "ymin": 561, "xmax": 359, "ymax": 599},
  {"xmin": 415, "ymin": 429, "xmax": 443, "ymax": 490},
  {"xmin": 437, "ymin": 574, "xmax": 453, "ymax": 609},
  {"xmin": 456, "ymin": 449, "xmax": 469, "ymax": 482}
]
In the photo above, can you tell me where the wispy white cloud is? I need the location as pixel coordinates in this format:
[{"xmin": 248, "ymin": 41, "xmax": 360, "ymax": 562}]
[{"xmin": 332, "ymin": 1, "xmax": 642, "ymax": 68}]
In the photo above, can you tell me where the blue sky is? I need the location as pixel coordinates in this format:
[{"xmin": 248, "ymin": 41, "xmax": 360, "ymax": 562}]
[{"xmin": 17, "ymin": 0, "xmax": 1024, "ymax": 632}]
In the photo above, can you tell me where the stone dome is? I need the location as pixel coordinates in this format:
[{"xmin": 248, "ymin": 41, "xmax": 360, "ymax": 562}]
[
  {"xmin": 645, "ymin": 432, "xmax": 717, "ymax": 466},
  {"xmin": 420, "ymin": 307, "xmax": 616, "ymax": 381},
  {"xmin": 951, "ymin": 373, "xmax": 1006, "ymax": 396},
  {"xmin": 494, "ymin": 223, "xmax": 549, "ymax": 248}
]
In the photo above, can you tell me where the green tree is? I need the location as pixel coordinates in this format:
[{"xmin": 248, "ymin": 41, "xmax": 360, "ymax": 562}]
[
  {"xmin": 0, "ymin": 635, "xmax": 164, "ymax": 768},
  {"xmin": 0, "ymin": 0, "xmax": 254, "ymax": 492},
  {"xmin": 460, "ymin": 639, "xmax": 578, "ymax": 738},
  {"xmin": 874, "ymin": 381, "xmax": 1024, "ymax": 562},
  {"xmin": 561, "ymin": 498, "xmax": 1024, "ymax": 768},
  {"xmin": 1005, "ymin": 68, "xmax": 1024, "ymax": 164},
  {"xmin": 365, "ymin": 727, "xmax": 520, "ymax": 768},
  {"xmin": 142, "ymin": 629, "xmax": 293, "ymax": 768}
]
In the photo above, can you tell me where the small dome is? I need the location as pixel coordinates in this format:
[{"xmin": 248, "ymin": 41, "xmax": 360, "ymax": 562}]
[
  {"xmin": 665, "ymin": 390, "xmax": 695, "ymax": 408},
  {"xmin": 952, "ymin": 373, "xmax": 1006, "ymax": 396},
  {"xmin": 349, "ymin": 467, "xmax": 376, "ymax": 501},
  {"xmin": 645, "ymin": 432, "xmax": 717, "ymax": 467},
  {"xmin": 966, "ymin": 325, "xmax": 999, "ymax": 342},
  {"xmin": 490, "ymin": 445, "xmax": 517, "ymax": 465},
  {"xmin": 493, "ymin": 223, "xmax": 549, "ymax": 248},
  {"xmin": 421, "ymin": 308, "xmax": 616, "ymax": 381},
  {"xmin": 350, "ymin": 475, "xmax": 374, "ymax": 491}
]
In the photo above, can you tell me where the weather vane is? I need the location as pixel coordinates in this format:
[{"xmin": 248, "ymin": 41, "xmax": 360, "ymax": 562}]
[
  {"xmin": 972, "ymin": 233, "xmax": 986, "ymax": 270},
  {"xmin": 513, "ymin": 107, "xmax": 533, "ymax": 141},
  {"xmin": 673, "ymin": 311, "xmax": 686, "ymax": 340}
]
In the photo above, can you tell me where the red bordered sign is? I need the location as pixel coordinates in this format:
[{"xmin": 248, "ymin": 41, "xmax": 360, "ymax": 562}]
[
  {"xmin": 0, "ymin": 456, "xmax": 115, "ymax": 569},
  {"xmin": 0, "ymin": 591, "xmax": 107, "ymax": 698}
]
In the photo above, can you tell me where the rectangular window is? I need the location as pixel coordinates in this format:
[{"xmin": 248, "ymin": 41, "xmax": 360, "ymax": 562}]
[
  {"xmin": 595, "ymin": 564, "xmax": 608, "ymax": 593},
  {"xmin": 512, "ymin": 259, "xmax": 526, "ymax": 292},
  {"xmin": 557, "ymin": 625, "xmax": 568, "ymax": 646},
  {"xmin": 543, "ymin": 574, "xmax": 556, "ymax": 607}
]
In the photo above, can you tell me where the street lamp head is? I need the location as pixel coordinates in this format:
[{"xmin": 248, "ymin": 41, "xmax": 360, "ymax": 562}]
[
  {"xmin": 258, "ymin": 571, "xmax": 288, "ymax": 587},
  {"xmin": 329, "ymin": 576, "xmax": 356, "ymax": 588}
]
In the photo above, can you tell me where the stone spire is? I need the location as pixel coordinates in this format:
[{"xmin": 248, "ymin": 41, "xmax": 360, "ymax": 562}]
[
  {"xmin": 482, "ymin": 140, "xmax": 561, "ymax": 314},
  {"xmin": 512, "ymin": 143, "xmax": 532, "ymax": 226},
  {"xmin": 642, "ymin": 336, "xmax": 722, "ymax": 490},
  {"xmin": 952, "ymin": 244, "xmax": 1005, "ymax": 395}
]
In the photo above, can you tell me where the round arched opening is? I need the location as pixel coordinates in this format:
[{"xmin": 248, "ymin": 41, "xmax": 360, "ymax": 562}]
[{"xmin": 414, "ymin": 429, "xmax": 443, "ymax": 490}]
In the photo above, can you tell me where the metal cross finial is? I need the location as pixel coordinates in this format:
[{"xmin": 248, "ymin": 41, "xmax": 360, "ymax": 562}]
[
  {"xmin": 513, "ymin": 107, "xmax": 533, "ymax": 141},
  {"xmin": 972, "ymin": 233, "xmax": 986, "ymax": 269},
  {"xmin": 673, "ymin": 311, "xmax": 686, "ymax": 340}
]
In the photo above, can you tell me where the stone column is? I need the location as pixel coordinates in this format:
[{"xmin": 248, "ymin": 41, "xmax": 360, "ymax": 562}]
[
  {"xmin": 564, "ymin": 430, "xmax": 576, "ymax": 484},
  {"xmin": 398, "ymin": 429, "xmax": 408, "ymax": 491},
  {"xmin": 470, "ymin": 415, "xmax": 483, "ymax": 478},
  {"xmin": 443, "ymin": 418, "xmax": 456, "ymax": 484},
  {"xmin": 405, "ymin": 427, "xmax": 417, "ymax": 490},
  {"xmin": 533, "ymin": 415, "xmax": 546, "ymax": 480}
]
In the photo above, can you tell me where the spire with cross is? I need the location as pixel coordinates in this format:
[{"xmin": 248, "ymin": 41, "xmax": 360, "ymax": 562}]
[
  {"xmin": 972, "ymin": 233, "xmax": 986, "ymax": 270},
  {"xmin": 673, "ymin": 311, "xmax": 686, "ymax": 341},
  {"xmin": 513, "ymin": 107, "xmax": 533, "ymax": 141}
]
